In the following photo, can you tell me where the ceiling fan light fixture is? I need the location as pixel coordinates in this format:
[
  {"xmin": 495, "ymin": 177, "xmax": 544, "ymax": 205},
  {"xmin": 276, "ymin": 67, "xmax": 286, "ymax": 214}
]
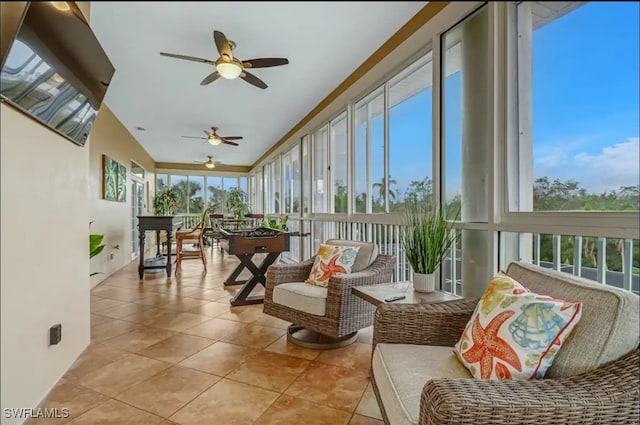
[
  {"xmin": 205, "ymin": 160, "xmax": 216, "ymax": 169},
  {"xmin": 216, "ymin": 61, "xmax": 242, "ymax": 79},
  {"xmin": 208, "ymin": 135, "xmax": 222, "ymax": 146}
]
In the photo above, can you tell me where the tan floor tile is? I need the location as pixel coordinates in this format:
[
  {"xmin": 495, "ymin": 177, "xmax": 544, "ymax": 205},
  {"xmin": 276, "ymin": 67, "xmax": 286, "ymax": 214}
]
[
  {"xmin": 217, "ymin": 306, "xmax": 265, "ymax": 323},
  {"xmin": 221, "ymin": 324, "xmax": 284, "ymax": 349},
  {"xmin": 134, "ymin": 294, "xmax": 173, "ymax": 307},
  {"xmin": 137, "ymin": 333, "xmax": 214, "ymax": 363},
  {"xmin": 185, "ymin": 301, "xmax": 230, "ymax": 317},
  {"xmin": 102, "ymin": 327, "xmax": 175, "ymax": 352},
  {"xmin": 91, "ymin": 320, "xmax": 142, "ymax": 343},
  {"xmin": 181, "ymin": 317, "xmax": 245, "ymax": 340},
  {"xmin": 67, "ymin": 399, "xmax": 163, "ymax": 425},
  {"xmin": 226, "ymin": 351, "xmax": 310, "ymax": 391},
  {"xmin": 144, "ymin": 311, "xmax": 211, "ymax": 332},
  {"xmin": 161, "ymin": 297, "xmax": 209, "ymax": 311},
  {"xmin": 355, "ymin": 383, "xmax": 383, "ymax": 420},
  {"xmin": 178, "ymin": 341, "xmax": 259, "ymax": 376},
  {"xmin": 349, "ymin": 414, "xmax": 384, "ymax": 425},
  {"xmin": 121, "ymin": 307, "xmax": 170, "ymax": 324},
  {"xmin": 91, "ymin": 287, "xmax": 147, "ymax": 302},
  {"xmin": 169, "ymin": 379, "xmax": 278, "ymax": 425},
  {"xmin": 315, "ymin": 342, "xmax": 372, "ymax": 371},
  {"xmin": 254, "ymin": 394, "xmax": 351, "ymax": 425},
  {"xmin": 285, "ymin": 363, "xmax": 370, "ymax": 412},
  {"xmin": 116, "ymin": 366, "xmax": 220, "ymax": 418},
  {"xmin": 263, "ymin": 335, "xmax": 320, "ymax": 361},
  {"xmin": 187, "ymin": 288, "xmax": 231, "ymax": 302},
  {"xmin": 64, "ymin": 343, "xmax": 128, "ymax": 381},
  {"xmin": 25, "ymin": 379, "xmax": 108, "ymax": 425},
  {"xmin": 91, "ymin": 298, "xmax": 128, "ymax": 313},
  {"xmin": 76, "ymin": 353, "xmax": 171, "ymax": 397},
  {"xmin": 252, "ymin": 315, "xmax": 291, "ymax": 330},
  {"xmin": 91, "ymin": 314, "xmax": 115, "ymax": 328},
  {"xmin": 94, "ymin": 302, "xmax": 153, "ymax": 320}
]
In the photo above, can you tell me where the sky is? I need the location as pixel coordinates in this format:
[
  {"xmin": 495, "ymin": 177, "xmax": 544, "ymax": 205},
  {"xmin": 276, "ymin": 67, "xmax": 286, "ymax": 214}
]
[{"xmin": 361, "ymin": 1, "xmax": 639, "ymax": 199}]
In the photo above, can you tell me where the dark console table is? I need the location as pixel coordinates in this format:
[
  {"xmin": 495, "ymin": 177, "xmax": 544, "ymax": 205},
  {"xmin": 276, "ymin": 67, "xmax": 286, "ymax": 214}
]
[
  {"xmin": 137, "ymin": 215, "xmax": 182, "ymax": 279},
  {"xmin": 220, "ymin": 227, "xmax": 291, "ymax": 306}
]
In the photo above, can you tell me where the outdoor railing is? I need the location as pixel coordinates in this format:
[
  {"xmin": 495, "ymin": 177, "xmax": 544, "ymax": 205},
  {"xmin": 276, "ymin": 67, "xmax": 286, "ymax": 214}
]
[
  {"xmin": 179, "ymin": 212, "xmax": 638, "ymax": 296},
  {"xmin": 278, "ymin": 216, "xmax": 639, "ymax": 296}
]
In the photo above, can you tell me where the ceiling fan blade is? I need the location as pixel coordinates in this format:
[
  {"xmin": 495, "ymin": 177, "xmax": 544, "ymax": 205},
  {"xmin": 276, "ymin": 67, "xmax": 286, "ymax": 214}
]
[
  {"xmin": 160, "ymin": 52, "xmax": 215, "ymax": 66},
  {"xmin": 221, "ymin": 136, "xmax": 243, "ymax": 140},
  {"xmin": 213, "ymin": 30, "xmax": 232, "ymax": 59},
  {"xmin": 221, "ymin": 139, "xmax": 239, "ymax": 146},
  {"xmin": 242, "ymin": 58, "xmax": 289, "ymax": 68},
  {"xmin": 240, "ymin": 71, "xmax": 268, "ymax": 89},
  {"xmin": 200, "ymin": 71, "xmax": 220, "ymax": 86},
  {"xmin": 181, "ymin": 136, "xmax": 207, "ymax": 140}
]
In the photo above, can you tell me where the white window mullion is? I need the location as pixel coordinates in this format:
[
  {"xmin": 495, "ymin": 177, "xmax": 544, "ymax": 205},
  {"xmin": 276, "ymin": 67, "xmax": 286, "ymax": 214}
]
[{"xmin": 383, "ymin": 82, "xmax": 390, "ymax": 213}]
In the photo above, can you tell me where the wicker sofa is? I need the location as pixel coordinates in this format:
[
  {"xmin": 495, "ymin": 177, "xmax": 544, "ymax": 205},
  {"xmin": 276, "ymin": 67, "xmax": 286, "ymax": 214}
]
[{"xmin": 371, "ymin": 261, "xmax": 640, "ymax": 425}]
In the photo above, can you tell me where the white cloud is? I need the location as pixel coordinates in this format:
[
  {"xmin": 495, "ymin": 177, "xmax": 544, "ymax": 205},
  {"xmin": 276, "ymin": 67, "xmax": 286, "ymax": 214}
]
[{"xmin": 573, "ymin": 138, "xmax": 639, "ymax": 192}]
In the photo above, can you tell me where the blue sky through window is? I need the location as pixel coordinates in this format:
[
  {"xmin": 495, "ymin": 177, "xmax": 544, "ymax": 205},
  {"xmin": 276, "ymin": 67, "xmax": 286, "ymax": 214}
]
[
  {"xmin": 362, "ymin": 2, "xmax": 639, "ymax": 202},
  {"xmin": 531, "ymin": 1, "xmax": 639, "ymax": 193}
]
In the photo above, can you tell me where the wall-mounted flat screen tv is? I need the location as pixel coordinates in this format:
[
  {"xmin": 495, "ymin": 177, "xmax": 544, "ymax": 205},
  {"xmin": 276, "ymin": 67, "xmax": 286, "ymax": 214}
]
[{"xmin": 0, "ymin": 1, "xmax": 115, "ymax": 147}]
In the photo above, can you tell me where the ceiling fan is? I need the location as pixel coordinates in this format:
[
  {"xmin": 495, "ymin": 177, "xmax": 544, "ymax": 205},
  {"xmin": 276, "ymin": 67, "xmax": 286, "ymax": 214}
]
[
  {"xmin": 193, "ymin": 156, "xmax": 222, "ymax": 169},
  {"xmin": 160, "ymin": 30, "xmax": 289, "ymax": 89},
  {"xmin": 181, "ymin": 126, "xmax": 242, "ymax": 146}
]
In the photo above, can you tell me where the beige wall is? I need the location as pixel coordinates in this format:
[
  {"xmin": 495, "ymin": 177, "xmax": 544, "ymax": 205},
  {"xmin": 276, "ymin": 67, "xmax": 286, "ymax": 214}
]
[
  {"xmin": 1, "ymin": 104, "xmax": 91, "ymax": 424},
  {"xmin": 89, "ymin": 105, "xmax": 156, "ymax": 285}
]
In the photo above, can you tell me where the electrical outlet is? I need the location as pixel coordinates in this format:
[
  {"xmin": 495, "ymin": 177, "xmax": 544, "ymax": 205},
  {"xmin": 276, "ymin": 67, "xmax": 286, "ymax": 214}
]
[{"xmin": 49, "ymin": 324, "xmax": 62, "ymax": 346}]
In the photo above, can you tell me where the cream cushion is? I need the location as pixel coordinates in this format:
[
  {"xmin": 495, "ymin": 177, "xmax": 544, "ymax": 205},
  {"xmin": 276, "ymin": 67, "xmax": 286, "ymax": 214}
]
[
  {"xmin": 506, "ymin": 262, "xmax": 640, "ymax": 378},
  {"xmin": 373, "ymin": 344, "xmax": 472, "ymax": 425},
  {"xmin": 272, "ymin": 282, "xmax": 327, "ymax": 316},
  {"xmin": 325, "ymin": 239, "xmax": 378, "ymax": 272}
]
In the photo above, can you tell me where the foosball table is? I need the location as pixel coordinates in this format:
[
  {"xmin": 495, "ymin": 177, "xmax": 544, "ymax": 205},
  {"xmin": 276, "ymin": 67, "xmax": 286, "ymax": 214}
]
[{"xmin": 219, "ymin": 227, "xmax": 291, "ymax": 306}]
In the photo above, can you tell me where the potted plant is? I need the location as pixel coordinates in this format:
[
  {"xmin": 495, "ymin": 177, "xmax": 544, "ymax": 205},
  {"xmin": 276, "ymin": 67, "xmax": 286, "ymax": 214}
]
[
  {"xmin": 226, "ymin": 187, "xmax": 250, "ymax": 219},
  {"xmin": 400, "ymin": 201, "xmax": 458, "ymax": 292},
  {"xmin": 152, "ymin": 188, "xmax": 178, "ymax": 215}
]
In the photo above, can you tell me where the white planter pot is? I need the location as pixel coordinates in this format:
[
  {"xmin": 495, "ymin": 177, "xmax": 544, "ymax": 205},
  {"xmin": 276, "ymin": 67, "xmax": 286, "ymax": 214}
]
[{"xmin": 412, "ymin": 271, "xmax": 436, "ymax": 293}]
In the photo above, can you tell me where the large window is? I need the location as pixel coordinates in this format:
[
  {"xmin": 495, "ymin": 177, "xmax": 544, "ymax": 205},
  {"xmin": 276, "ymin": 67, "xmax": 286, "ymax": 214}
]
[
  {"xmin": 331, "ymin": 112, "xmax": 348, "ymax": 213},
  {"xmin": 282, "ymin": 145, "xmax": 300, "ymax": 215},
  {"xmin": 302, "ymin": 136, "xmax": 310, "ymax": 215},
  {"xmin": 169, "ymin": 175, "xmax": 188, "ymax": 214},
  {"xmin": 189, "ymin": 175, "xmax": 205, "ymax": 213},
  {"xmin": 313, "ymin": 125, "xmax": 329, "ymax": 213},
  {"xmin": 207, "ymin": 177, "xmax": 223, "ymax": 212},
  {"xmin": 516, "ymin": 1, "xmax": 639, "ymax": 211},
  {"xmin": 354, "ymin": 87, "xmax": 384, "ymax": 213},
  {"xmin": 389, "ymin": 53, "xmax": 433, "ymax": 211}
]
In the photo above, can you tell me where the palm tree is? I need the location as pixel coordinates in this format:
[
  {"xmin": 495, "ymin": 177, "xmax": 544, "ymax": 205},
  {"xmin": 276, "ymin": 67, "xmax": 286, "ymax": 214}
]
[{"xmin": 372, "ymin": 176, "xmax": 397, "ymax": 203}]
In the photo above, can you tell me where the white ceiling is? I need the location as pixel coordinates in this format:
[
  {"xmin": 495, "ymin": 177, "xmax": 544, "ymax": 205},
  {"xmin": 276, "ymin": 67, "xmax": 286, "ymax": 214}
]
[{"xmin": 90, "ymin": 1, "xmax": 428, "ymax": 167}]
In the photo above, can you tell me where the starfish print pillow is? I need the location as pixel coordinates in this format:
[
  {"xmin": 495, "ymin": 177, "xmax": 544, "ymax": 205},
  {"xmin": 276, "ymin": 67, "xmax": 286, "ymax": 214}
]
[
  {"xmin": 305, "ymin": 244, "xmax": 361, "ymax": 288},
  {"xmin": 454, "ymin": 272, "xmax": 583, "ymax": 380}
]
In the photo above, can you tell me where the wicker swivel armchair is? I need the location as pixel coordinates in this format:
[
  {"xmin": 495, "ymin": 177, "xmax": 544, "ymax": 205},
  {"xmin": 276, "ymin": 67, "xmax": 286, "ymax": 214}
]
[
  {"xmin": 264, "ymin": 239, "xmax": 395, "ymax": 349},
  {"xmin": 371, "ymin": 261, "xmax": 640, "ymax": 425}
]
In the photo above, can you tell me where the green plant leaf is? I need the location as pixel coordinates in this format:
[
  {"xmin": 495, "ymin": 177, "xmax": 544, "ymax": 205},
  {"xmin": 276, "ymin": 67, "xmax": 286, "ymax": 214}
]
[
  {"xmin": 400, "ymin": 201, "xmax": 460, "ymax": 274},
  {"xmin": 90, "ymin": 234, "xmax": 106, "ymax": 259}
]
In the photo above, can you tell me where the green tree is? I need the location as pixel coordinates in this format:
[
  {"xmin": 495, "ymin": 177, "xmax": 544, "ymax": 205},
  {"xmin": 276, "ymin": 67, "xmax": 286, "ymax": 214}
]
[
  {"xmin": 334, "ymin": 180, "xmax": 348, "ymax": 213},
  {"xmin": 171, "ymin": 180, "xmax": 203, "ymax": 213},
  {"xmin": 404, "ymin": 176, "xmax": 433, "ymax": 210},
  {"xmin": 208, "ymin": 185, "xmax": 225, "ymax": 212}
]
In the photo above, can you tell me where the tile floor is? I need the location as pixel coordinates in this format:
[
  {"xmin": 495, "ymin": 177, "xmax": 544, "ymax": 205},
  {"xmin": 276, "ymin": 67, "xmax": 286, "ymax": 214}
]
[{"xmin": 28, "ymin": 249, "xmax": 384, "ymax": 425}]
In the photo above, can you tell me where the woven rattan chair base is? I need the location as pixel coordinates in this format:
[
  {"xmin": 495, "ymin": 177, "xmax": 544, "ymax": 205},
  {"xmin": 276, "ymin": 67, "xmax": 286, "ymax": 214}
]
[{"xmin": 287, "ymin": 325, "xmax": 357, "ymax": 350}]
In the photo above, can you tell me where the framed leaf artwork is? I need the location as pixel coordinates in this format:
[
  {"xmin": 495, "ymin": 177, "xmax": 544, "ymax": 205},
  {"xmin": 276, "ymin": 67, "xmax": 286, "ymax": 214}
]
[{"xmin": 102, "ymin": 155, "xmax": 127, "ymax": 202}]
